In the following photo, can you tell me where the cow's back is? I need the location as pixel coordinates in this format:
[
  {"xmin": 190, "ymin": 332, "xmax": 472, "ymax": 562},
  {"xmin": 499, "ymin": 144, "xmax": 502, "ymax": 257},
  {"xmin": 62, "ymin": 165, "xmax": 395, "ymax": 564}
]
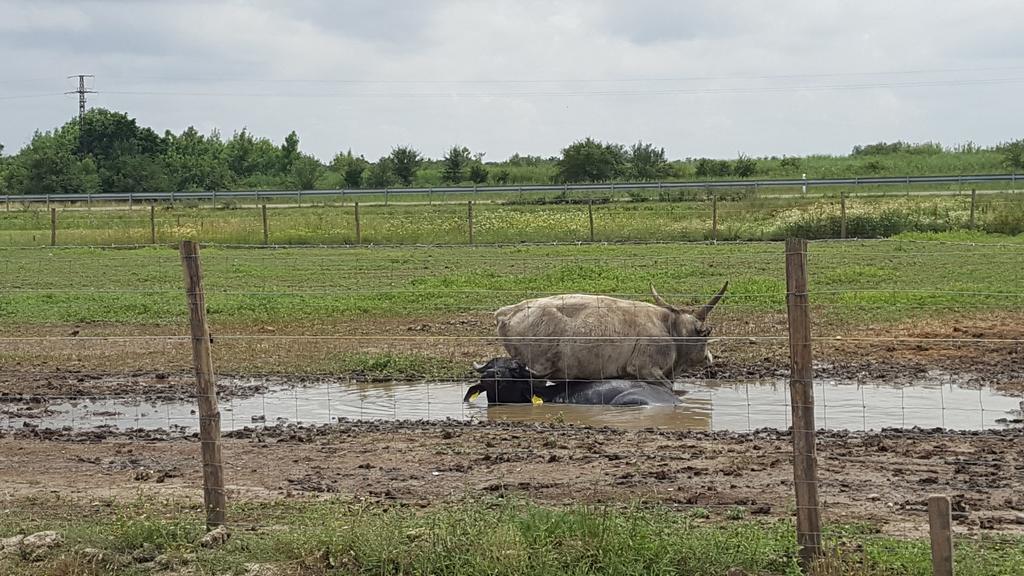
[{"xmin": 495, "ymin": 294, "xmax": 671, "ymax": 380}]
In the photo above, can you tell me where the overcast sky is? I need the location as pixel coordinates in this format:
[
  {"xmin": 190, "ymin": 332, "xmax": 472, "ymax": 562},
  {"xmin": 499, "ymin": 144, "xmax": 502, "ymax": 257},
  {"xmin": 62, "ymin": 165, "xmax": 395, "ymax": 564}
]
[{"xmin": 1, "ymin": 0, "xmax": 1022, "ymax": 162}]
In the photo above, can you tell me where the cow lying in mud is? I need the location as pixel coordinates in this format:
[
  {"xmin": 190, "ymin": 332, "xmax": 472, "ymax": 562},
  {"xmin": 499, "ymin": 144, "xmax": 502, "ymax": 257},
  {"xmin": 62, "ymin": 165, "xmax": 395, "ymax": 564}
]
[
  {"xmin": 463, "ymin": 357, "xmax": 680, "ymax": 406},
  {"xmin": 495, "ymin": 283, "xmax": 728, "ymax": 388}
]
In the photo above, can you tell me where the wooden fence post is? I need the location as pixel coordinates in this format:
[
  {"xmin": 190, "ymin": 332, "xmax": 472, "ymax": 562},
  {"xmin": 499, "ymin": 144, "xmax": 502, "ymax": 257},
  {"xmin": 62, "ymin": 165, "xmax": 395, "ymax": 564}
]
[
  {"xmin": 179, "ymin": 240, "xmax": 226, "ymax": 529},
  {"xmin": 261, "ymin": 204, "xmax": 269, "ymax": 245},
  {"xmin": 50, "ymin": 208, "xmax": 57, "ymax": 246},
  {"xmin": 969, "ymin": 189, "xmax": 977, "ymax": 230},
  {"xmin": 840, "ymin": 190, "xmax": 847, "ymax": 239},
  {"xmin": 928, "ymin": 495, "xmax": 954, "ymax": 576},
  {"xmin": 588, "ymin": 199, "xmax": 595, "ymax": 242},
  {"xmin": 711, "ymin": 193, "xmax": 719, "ymax": 243},
  {"xmin": 354, "ymin": 202, "xmax": 361, "ymax": 245},
  {"xmin": 150, "ymin": 205, "xmax": 157, "ymax": 244},
  {"xmin": 785, "ymin": 238, "xmax": 822, "ymax": 569},
  {"xmin": 467, "ymin": 200, "xmax": 475, "ymax": 245}
]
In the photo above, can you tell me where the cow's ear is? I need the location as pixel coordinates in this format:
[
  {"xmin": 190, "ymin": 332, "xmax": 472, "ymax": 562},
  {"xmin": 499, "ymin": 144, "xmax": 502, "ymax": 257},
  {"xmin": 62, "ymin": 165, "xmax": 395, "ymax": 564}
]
[{"xmin": 698, "ymin": 325, "xmax": 713, "ymax": 338}]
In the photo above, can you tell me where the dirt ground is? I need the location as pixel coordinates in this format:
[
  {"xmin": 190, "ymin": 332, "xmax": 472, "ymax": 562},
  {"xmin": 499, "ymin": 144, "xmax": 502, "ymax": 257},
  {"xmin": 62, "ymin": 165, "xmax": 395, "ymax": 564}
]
[{"xmin": 2, "ymin": 421, "xmax": 1022, "ymax": 538}]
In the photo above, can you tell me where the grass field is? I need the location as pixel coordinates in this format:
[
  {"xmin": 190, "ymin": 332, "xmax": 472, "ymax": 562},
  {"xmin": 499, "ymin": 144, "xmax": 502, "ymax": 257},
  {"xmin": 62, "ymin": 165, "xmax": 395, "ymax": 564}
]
[
  {"xmin": 1, "ymin": 233, "xmax": 1022, "ymax": 377},
  {"xmin": 2, "ymin": 190, "xmax": 1023, "ymax": 247},
  {"xmin": 1, "ymin": 496, "xmax": 1020, "ymax": 576},
  {"xmin": 2, "ymin": 235, "xmax": 1022, "ymax": 327}
]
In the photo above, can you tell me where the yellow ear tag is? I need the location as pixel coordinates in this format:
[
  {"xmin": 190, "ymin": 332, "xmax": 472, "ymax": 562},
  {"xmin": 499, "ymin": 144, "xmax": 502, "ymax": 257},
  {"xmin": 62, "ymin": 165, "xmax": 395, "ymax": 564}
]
[
  {"xmin": 469, "ymin": 392, "xmax": 480, "ymax": 402},
  {"xmin": 531, "ymin": 395, "xmax": 544, "ymax": 405}
]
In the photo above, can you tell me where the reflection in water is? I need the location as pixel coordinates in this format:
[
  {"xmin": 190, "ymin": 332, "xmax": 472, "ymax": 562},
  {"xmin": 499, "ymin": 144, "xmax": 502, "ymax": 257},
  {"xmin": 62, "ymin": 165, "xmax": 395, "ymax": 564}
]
[
  {"xmin": 483, "ymin": 394, "xmax": 713, "ymax": 430},
  {"xmin": 2, "ymin": 377, "xmax": 1020, "ymax": 433}
]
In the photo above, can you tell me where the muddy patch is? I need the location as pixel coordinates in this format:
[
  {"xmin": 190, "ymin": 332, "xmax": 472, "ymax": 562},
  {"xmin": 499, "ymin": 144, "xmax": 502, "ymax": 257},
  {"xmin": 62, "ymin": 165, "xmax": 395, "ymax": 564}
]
[{"xmin": 2, "ymin": 421, "xmax": 1022, "ymax": 536}]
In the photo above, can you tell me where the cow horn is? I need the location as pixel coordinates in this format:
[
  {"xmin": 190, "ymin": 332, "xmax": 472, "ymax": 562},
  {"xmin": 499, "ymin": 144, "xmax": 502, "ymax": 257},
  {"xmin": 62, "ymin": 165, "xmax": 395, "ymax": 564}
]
[
  {"xmin": 695, "ymin": 281, "xmax": 729, "ymax": 322},
  {"xmin": 650, "ymin": 283, "xmax": 672, "ymax": 308},
  {"xmin": 472, "ymin": 361, "xmax": 486, "ymax": 371}
]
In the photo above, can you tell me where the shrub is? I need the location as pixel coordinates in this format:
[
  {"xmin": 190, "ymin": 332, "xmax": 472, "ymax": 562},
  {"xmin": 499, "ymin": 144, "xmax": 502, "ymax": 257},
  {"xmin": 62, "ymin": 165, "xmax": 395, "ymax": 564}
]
[
  {"xmin": 776, "ymin": 199, "xmax": 968, "ymax": 239},
  {"xmin": 983, "ymin": 201, "xmax": 1024, "ymax": 235}
]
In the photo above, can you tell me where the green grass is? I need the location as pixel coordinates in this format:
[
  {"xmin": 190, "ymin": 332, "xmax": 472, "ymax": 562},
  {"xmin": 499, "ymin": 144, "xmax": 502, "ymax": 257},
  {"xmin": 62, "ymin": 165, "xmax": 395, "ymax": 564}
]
[
  {"xmin": 1, "ymin": 497, "xmax": 1021, "ymax": 576},
  {"xmin": 0, "ymin": 236, "xmax": 1022, "ymax": 329},
  {"xmin": 1, "ymin": 191, "xmax": 1022, "ymax": 247}
]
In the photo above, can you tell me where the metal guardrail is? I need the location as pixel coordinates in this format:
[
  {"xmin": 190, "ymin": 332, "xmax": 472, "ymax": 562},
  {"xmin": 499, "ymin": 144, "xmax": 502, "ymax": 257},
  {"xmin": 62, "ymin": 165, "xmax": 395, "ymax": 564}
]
[{"xmin": 0, "ymin": 173, "xmax": 1019, "ymax": 204}]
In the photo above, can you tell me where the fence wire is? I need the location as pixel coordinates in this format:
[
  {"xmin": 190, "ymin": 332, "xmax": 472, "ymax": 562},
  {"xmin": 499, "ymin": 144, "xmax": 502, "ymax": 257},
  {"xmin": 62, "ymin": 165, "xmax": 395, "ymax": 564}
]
[{"xmin": 1, "ymin": 239, "xmax": 1022, "ymax": 573}]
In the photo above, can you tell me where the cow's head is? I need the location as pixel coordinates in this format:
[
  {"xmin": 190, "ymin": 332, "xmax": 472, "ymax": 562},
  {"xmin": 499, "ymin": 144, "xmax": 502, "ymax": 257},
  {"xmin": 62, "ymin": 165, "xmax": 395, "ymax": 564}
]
[
  {"xmin": 465, "ymin": 357, "xmax": 536, "ymax": 403},
  {"xmin": 650, "ymin": 281, "xmax": 728, "ymax": 369}
]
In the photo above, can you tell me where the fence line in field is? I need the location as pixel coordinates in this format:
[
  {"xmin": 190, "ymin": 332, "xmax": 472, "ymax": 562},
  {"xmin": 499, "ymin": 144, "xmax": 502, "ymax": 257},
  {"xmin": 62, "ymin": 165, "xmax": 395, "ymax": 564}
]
[{"xmin": 5, "ymin": 184, "xmax": 1023, "ymax": 248}]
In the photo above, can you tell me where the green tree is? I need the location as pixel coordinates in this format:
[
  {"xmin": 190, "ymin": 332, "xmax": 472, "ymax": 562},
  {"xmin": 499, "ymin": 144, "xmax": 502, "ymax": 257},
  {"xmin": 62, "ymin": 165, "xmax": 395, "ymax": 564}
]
[
  {"xmin": 441, "ymin": 146, "xmax": 472, "ymax": 184},
  {"xmin": 164, "ymin": 127, "xmax": 233, "ymax": 190},
  {"xmin": 997, "ymin": 139, "xmax": 1024, "ymax": 171},
  {"xmin": 225, "ymin": 129, "xmax": 280, "ymax": 180},
  {"xmin": 77, "ymin": 108, "xmax": 165, "ymax": 162},
  {"xmin": 557, "ymin": 138, "xmax": 626, "ymax": 183},
  {"xmin": 732, "ymin": 154, "xmax": 757, "ymax": 178},
  {"xmin": 779, "ymin": 156, "xmax": 801, "ymax": 171},
  {"xmin": 69, "ymin": 108, "xmax": 171, "ymax": 193},
  {"xmin": 279, "ymin": 130, "xmax": 300, "ymax": 174},
  {"xmin": 389, "ymin": 146, "xmax": 422, "ymax": 186},
  {"xmin": 468, "ymin": 162, "xmax": 489, "ymax": 184},
  {"xmin": 506, "ymin": 153, "xmax": 544, "ymax": 167},
  {"xmin": 626, "ymin": 141, "xmax": 671, "ymax": 181},
  {"xmin": 364, "ymin": 157, "xmax": 397, "ymax": 188},
  {"xmin": 99, "ymin": 148, "xmax": 172, "ymax": 194},
  {"xmin": 290, "ymin": 154, "xmax": 322, "ymax": 189},
  {"xmin": 694, "ymin": 158, "xmax": 732, "ymax": 178},
  {"xmin": 3, "ymin": 130, "xmax": 100, "ymax": 195},
  {"xmin": 330, "ymin": 150, "xmax": 368, "ymax": 188}
]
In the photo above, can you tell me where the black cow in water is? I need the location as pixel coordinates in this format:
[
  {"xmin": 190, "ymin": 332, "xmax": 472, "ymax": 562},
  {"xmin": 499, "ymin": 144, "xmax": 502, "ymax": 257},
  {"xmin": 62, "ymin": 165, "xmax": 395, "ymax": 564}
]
[{"xmin": 464, "ymin": 357, "xmax": 680, "ymax": 406}]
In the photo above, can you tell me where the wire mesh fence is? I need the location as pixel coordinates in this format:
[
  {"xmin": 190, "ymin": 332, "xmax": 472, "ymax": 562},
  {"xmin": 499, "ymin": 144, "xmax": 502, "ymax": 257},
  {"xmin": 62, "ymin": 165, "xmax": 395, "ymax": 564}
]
[
  {"xmin": 1, "ymin": 238, "xmax": 1022, "ymax": 573},
  {"xmin": 2, "ymin": 189, "xmax": 1023, "ymax": 247}
]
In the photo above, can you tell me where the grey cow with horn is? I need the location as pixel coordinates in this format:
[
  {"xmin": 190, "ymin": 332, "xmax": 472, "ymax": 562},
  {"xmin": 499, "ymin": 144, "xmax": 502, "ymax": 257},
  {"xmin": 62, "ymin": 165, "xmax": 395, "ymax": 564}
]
[{"xmin": 495, "ymin": 282, "xmax": 728, "ymax": 387}]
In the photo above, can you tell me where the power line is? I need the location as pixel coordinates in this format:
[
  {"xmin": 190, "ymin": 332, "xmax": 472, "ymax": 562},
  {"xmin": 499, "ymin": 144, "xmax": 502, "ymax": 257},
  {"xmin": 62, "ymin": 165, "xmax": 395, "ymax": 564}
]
[
  {"xmin": 64, "ymin": 64, "xmax": 1024, "ymax": 85},
  {"xmin": 98, "ymin": 75, "xmax": 1024, "ymax": 100},
  {"xmin": 0, "ymin": 93, "xmax": 65, "ymax": 101}
]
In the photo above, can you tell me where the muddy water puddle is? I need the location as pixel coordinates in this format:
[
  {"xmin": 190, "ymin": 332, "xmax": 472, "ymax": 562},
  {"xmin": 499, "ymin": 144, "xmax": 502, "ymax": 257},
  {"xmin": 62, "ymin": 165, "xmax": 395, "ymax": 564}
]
[{"xmin": 3, "ymin": 374, "xmax": 1021, "ymax": 433}]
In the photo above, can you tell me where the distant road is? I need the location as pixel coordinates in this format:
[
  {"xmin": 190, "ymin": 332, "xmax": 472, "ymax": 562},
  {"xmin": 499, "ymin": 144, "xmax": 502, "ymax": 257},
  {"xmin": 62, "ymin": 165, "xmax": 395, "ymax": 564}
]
[
  {"xmin": 1, "ymin": 172, "xmax": 1020, "ymax": 208},
  {"xmin": 10, "ymin": 186, "xmax": 1017, "ymax": 212}
]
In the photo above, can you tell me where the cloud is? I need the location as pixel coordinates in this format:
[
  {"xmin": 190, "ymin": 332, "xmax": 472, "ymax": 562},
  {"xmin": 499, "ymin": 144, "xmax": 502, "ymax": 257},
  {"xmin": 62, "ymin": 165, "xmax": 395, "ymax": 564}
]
[
  {"xmin": 1, "ymin": 0, "xmax": 1022, "ymax": 162},
  {"xmin": 0, "ymin": 1, "xmax": 91, "ymax": 32}
]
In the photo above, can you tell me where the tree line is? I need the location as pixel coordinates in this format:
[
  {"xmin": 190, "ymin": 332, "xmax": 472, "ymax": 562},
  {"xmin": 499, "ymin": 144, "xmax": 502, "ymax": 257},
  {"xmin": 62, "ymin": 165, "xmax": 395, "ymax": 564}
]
[{"xmin": 0, "ymin": 108, "xmax": 1022, "ymax": 195}]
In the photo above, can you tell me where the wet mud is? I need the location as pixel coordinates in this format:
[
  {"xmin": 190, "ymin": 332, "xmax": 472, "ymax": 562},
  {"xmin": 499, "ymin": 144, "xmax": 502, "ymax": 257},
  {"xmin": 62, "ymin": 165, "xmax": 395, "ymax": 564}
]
[{"xmin": 2, "ymin": 420, "xmax": 1022, "ymax": 536}]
